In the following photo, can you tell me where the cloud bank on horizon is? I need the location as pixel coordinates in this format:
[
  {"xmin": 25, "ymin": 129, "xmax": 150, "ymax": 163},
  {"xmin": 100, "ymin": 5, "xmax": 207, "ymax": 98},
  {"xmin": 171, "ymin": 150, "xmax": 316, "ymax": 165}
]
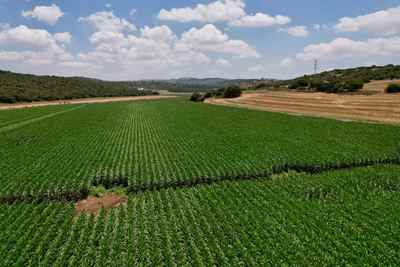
[{"xmin": 0, "ymin": 0, "xmax": 399, "ymax": 80}]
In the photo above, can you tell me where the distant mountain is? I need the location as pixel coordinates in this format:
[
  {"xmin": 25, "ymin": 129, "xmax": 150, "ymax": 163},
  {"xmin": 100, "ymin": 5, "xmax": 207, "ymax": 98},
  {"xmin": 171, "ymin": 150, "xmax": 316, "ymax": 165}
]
[
  {"xmin": 163, "ymin": 77, "xmax": 275, "ymax": 91},
  {"xmin": 166, "ymin": 78, "xmax": 232, "ymax": 86}
]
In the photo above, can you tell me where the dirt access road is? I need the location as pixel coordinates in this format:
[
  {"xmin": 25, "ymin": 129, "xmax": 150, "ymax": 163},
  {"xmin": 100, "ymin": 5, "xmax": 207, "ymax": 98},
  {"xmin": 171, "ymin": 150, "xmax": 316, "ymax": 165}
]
[
  {"xmin": 0, "ymin": 95, "xmax": 176, "ymax": 110},
  {"xmin": 207, "ymin": 89, "xmax": 400, "ymax": 125}
]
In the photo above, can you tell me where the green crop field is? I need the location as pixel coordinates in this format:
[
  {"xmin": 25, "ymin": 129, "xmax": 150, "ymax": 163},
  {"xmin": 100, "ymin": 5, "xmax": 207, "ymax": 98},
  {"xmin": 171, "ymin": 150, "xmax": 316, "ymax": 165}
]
[{"xmin": 1, "ymin": 98, "xmax": 400, "ymax": 266}]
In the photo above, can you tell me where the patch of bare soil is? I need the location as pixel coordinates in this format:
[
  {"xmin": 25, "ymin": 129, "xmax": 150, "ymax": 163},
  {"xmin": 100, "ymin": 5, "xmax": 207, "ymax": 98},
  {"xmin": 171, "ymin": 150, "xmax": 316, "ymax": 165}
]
[
  {"xmin": 206, "ymin": 91, "xmax": 400, "ymax": 125},
  {"xmin": 0, "ymin": 95, "xmax": 176, "ymax": 110},
  {"xmin": 75, "ymin": 192, "xmax": 128, "ymax": 216}
]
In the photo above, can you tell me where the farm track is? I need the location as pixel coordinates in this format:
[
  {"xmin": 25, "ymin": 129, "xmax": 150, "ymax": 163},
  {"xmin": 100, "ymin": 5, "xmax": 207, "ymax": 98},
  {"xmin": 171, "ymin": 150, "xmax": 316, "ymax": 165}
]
[{"xmin": 1, "ymin": 157, "xmax": 399, "ymax": 204}]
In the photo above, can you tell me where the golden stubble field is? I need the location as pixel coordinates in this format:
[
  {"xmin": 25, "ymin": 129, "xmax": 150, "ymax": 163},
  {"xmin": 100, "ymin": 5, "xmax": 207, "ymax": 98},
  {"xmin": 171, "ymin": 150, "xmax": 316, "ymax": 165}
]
[{"xmin": 207, "ymin": 81, "xmax": 400, "ymax": 125}]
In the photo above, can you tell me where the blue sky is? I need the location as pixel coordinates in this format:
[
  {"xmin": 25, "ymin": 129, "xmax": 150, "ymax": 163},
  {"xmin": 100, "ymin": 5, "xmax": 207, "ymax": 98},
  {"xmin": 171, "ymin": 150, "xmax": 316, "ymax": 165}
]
[{"xmin": 0, "ymin": 0, "xmax": 399, "ymax": 80}]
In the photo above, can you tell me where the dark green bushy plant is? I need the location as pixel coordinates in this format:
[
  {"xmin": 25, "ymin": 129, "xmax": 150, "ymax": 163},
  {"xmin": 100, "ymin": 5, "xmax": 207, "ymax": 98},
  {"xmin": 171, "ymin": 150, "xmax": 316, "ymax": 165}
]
[
  {"xmin": 343, "ymin": 80, "xmax": 364, "ymax": 92},
  {"xmin": 190, "ymin": 92, "xmax": 203, "ymax": 102},
  {"xmin": 386, "ymin": 84, "xmax": 400, "ymax": 93},
  {"xmin": 215, "ymin": 88, "xmax": 225, "ymax": 97},
  {"xmin": 255, "ymin": 83, "xmax": 267, "ymax": 89},
  {"xmin": 203, "ymin": 92, "xmax": 213, "ymax": 99},
  {"xmin": 289, "ymin": 79, "xmax": 309, "ymax": 89},
  {"xmin": 223, "ymin": 86, "xmax": 242, "ymax": 98},
  {"xmin": 315, "ymin": 82, "xmax": 340, "ymax": 93}
]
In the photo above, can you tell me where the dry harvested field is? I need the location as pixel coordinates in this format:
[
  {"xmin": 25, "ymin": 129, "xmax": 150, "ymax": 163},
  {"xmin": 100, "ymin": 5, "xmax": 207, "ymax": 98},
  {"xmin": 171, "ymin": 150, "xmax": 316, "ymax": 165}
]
[
  {"xmin": 207, "ymin": 90, "xmax": 400, "ymax": 124},
  {"xmin": 0, "ymin": 95, "xmax": 175, "ymax": 110},
  {"xmin": 363, "ymin": 79, "xmax": 400, "ymax": 94}
]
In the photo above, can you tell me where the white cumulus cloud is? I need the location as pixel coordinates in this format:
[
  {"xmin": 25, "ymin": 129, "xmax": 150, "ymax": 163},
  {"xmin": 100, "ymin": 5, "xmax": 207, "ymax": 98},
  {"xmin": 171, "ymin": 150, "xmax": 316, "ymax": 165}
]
[
  {"xmin": 78, "ymin": 24, "xmax": 212, "ymax": 77},
  {"xmin": 175, "ymin": 24, "xmax": 259, "ymax": 58},
  {"xmin": 335, "ymin": 6, "xmax": 400, "ymax": 35},
  {"xmin": 158, "ymin": 0, "xmax": 245, "ymax": 23},
  {"xmin": 158, "ymin": 0, "xmax": 290, "ymax": 28},
  {"xmin": 0, "ymin": 25, "xmax": 63, "ymax": 52},
  {"xmin": 140, "ymin": 25, "xmax": 176, "ymax": 43},
  {"xmin": 75, "ymin": 23, "xmax": 262, "ymax": 79},
  {"xmin": 79, "ymin": 11, "xmax": 136, "ymax": 33},
  {"xmin": 215, "ymin": 58, "xmax": 231, "ymax": 67},
  {"xmin": 0, "ymin": 25, "xmax": 73, "ymax": 67},
  {"xmin": 296, "ymin": 37, "xmax": 400, "ymax": 61},
  {"xmin": 0, "ymin": 51, "xmax": 26, "ymax": 62},
  {"xmin": 54, "ymin": 32, "xmax": 72, "ymax": 44},
  {"xmin": 229, "ymin": 13, "xmax": 290, "ymax": 27},
  {"xmin": 280, "ymin": 26, "xmax": 309, "ymax": 37},
  {"xmin": 22, "ymin": 4, "xmax": 64, "ymax": 25}
]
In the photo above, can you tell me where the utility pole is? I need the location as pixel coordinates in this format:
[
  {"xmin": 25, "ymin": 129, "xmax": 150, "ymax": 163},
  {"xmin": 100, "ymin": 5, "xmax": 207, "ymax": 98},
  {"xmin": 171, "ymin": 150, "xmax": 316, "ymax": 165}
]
[{"xmin": 314, "ymin": 59, "xmax": 318, "ymax": 74}]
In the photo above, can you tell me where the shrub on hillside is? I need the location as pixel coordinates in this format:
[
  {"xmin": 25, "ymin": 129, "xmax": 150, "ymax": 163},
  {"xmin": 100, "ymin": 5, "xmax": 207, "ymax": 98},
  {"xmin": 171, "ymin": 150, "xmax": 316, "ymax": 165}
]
[
  {"xmin": 190, "ymin": 92, "xmax": 203, "ymax": 102},
  {"xmin": 203, "ymin": 92, "xmax": 213, "ymax": 99},
  {"xmin": 0, "ymin": 95, "xmax": 17, "ymax": 103},
  {"xmin": 255, "ymin": 83, "xmax": 267, "ymax": 89},
  {"xmin": 343, "ymin": 80, "xmax": 364, "ymax": 92},
  {"xmin": 215, "ymin": 88, "xmax": 225, "ymax": 97},
  {"xmin": 289, "ymin": 79, "xmax": 309, "ymax": 89},
  {"xmin": 223, "ymin": 86, "xmax": 242, "ymax": 98},
  {"xmin": 315, "ymin": 82, "xmax": 340, "ymax": 93},
  {"xmin": 386, "ymin": 84, "xmax": 400, "ymax": 93}
]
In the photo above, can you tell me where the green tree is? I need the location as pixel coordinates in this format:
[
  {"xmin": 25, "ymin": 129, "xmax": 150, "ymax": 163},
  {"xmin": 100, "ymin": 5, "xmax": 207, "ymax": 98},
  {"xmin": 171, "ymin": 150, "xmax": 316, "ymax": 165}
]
[{"xmin": 223, "ymin": 86, "xmax": 242, "ymax": 98}]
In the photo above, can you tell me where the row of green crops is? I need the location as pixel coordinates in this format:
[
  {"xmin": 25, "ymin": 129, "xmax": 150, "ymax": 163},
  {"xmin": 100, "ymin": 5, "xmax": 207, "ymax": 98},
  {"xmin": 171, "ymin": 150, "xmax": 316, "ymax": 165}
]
[
  {"xmin": 1, "ymin": 165, "xmax": 400, "ymax": 266},
  {"xmin": 0, "ymin": 98, "xmax": 399, "ymax": 198},
  {"xmin": 0, "ymin": 104, "xmax": 76, "ymax": 129}
]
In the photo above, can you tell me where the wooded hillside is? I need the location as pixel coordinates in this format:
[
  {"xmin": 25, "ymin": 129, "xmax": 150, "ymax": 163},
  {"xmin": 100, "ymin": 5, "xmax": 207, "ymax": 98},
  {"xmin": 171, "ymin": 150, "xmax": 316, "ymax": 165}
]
[
  {"xmin": 0, "ymin": 70, "xmax": 158, "ymax": 103},
  {"xmin": 285, "ymin": 64, "xmax": 400, "ymax": 93}
]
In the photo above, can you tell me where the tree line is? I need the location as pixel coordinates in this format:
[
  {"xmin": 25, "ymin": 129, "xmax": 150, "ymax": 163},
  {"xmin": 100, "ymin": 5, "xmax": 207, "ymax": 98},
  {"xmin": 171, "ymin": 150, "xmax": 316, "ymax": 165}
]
[
  {"xmin": 190, "ymin": 86, "xmax": 242, "ymax": 102},
  {"xmin": 0, "ymin": 70, "xmax": 158, "ymax": 103}
]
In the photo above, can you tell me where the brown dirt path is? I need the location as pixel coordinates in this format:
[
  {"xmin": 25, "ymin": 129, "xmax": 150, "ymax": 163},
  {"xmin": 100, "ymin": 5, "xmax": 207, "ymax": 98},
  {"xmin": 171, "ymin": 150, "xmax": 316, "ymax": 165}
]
[
  {"xmin": 0, "ymin": 95, "xmax": 176, "ymax": 110},
  {"xmin": 206, "ymin": 91, "xmax": 400, "ymax": 125},
  {"xmin": 75, "ymin": 193, "xmax": 128, "ymax": 216}
]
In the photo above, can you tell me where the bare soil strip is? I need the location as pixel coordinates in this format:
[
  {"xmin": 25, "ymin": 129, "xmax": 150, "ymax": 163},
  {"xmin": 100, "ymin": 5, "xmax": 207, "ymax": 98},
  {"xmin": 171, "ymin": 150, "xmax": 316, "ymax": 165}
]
[
  {"xmin": 75, "ymin": 192, "xmax": 128, "ymax": 216},
  {"xmin": 0, "ymin": 95, "xmax": 176, "ymax": 110},
  {"xmin": 207, "ymin": 91, "xmax": 400, "ymax": 125}
]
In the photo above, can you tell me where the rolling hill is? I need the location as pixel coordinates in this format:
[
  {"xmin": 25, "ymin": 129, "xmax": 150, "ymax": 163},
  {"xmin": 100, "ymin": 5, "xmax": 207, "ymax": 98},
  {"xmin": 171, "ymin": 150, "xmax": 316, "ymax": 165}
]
[{"xmin": 0, "ymin": 70, "xmax": 158, "ymax": 103}]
